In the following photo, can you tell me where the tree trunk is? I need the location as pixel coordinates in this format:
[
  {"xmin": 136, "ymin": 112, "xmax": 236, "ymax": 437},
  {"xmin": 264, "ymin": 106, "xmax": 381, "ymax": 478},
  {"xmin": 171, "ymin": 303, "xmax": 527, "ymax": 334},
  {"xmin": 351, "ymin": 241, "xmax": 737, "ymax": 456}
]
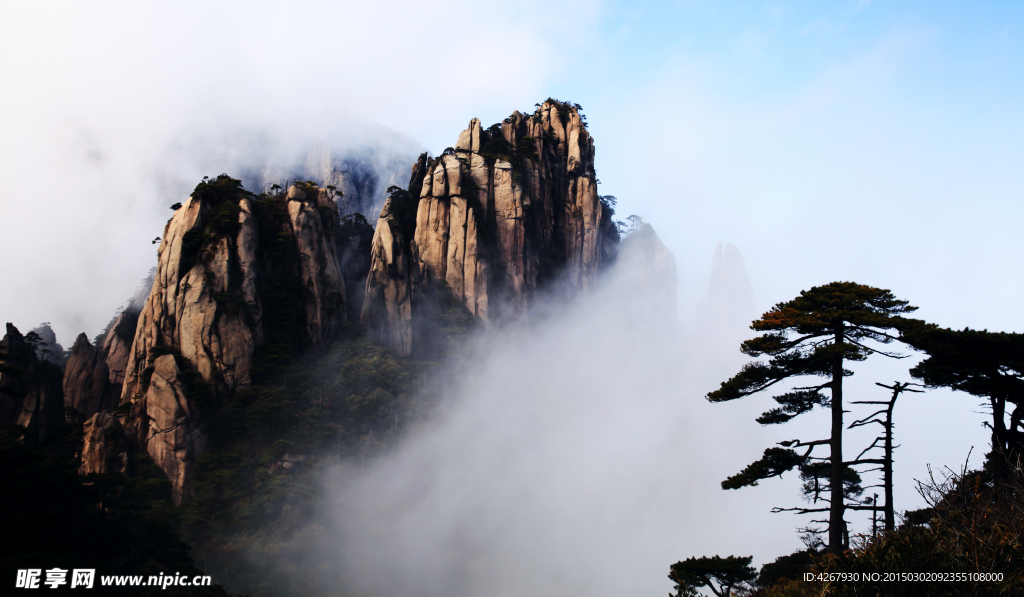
[
  {"xmin": 884, "ymin": 397, "xmax": 895, "ymax": 533},
  {"xmin": 1007, "ymin": 400, "xmax": 1024, "ymax": 457},
  {"xmin": 830, "ymin": 325, "xmax": 845, "ymax": 552},
  {"xmin": 992, "ymin": 395, "xmax": 1007, "ymax": 453}
]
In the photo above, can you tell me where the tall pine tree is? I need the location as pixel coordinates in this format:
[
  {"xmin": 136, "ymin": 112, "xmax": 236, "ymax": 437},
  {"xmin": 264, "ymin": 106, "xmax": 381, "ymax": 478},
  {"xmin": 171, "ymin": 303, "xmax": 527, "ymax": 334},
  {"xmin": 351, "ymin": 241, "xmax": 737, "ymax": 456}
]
[{"xmin": 707, "ymin": 282, "xmax": 918, "ymax": 551}]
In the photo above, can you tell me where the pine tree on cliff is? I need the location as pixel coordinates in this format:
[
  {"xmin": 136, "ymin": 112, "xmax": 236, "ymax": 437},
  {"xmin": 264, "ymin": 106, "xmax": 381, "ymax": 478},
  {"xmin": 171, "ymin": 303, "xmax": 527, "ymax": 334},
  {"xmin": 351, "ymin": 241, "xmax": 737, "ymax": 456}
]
[{"xmin": 707, "ymin": 282, "xmax": 919, "ymax": 552}]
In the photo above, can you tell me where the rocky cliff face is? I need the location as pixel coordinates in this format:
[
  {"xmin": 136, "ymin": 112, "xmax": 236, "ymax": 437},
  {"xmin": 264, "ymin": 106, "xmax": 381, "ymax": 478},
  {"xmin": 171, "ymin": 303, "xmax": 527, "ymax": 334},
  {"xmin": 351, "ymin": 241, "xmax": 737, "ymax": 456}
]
[
  {"xmin": 362, "ymin": 100, "xmax": 617, "ymax": 356},
  {"xmin": 0, "ymin": 323, "xmax": 65, "ymax": 444},
  {"xmin": 101, "ymin": 313, "xmax": 138, "ymax": 389},
  {"xmin": 60, "ymin": 273, "xmax": 152, "ymax": 468},
  {"xmin": 79, "ymin": 411, "xmax": 126, "ymax": 475},
  {"xmin": 99, "ymin": 271, "xmax": 154, "ymax": 389},
  {"xmin": 45, "ymin": 100, "xmax": 671, "ymax": 509},
  {"xmin": 118, "ymin": 176, "xmax": 347, "ymax": 503},
  {"xmin": 138, "ymin": 354, "xmax": 206, "ymax": 500},
  {"xmin": 63, "ymin": 333, "xmax": 114, "ymax": 419},
  {"xmin": 361, "ymin": 189, "xmax": 417, "ymax": 354}
]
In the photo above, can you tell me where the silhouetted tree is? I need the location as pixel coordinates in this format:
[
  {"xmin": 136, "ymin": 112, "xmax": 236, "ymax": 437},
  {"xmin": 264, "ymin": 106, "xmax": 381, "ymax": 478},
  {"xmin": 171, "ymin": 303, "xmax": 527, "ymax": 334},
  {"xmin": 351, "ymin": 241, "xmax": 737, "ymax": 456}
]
[
  {"xmin": 669, "ymin": 555, "xmax": 756, "ymax": 597},
  {"xmin": 707, "ymin": 282, "xmax": 919, "ymax": 552},
  {"xmin": 904, "ymin": 326, "xmax": 1024, "ymax": 460},
  {"xmin": 848, "ymin": 381, "xmax": 923, "ymax": 532}
]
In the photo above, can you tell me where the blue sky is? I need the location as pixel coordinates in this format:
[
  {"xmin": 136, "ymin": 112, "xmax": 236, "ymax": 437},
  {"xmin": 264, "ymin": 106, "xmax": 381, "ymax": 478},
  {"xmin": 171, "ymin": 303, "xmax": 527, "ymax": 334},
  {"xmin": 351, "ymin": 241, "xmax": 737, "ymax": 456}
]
[{"xmin": 553, "ymin": 1, "xmax": 1024, "ymax": 331}]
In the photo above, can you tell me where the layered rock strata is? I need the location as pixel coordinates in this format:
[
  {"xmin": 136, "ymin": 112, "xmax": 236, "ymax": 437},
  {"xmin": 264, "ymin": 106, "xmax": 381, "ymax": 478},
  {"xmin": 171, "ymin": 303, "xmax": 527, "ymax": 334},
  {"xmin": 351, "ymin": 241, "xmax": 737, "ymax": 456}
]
[
  {"xmin": 362, "ymin": 100, "xmax": 617, "ymax": 355},
  {"xmin": 119, "ymin": 176, "xmax": 346, "ymax": 503}
]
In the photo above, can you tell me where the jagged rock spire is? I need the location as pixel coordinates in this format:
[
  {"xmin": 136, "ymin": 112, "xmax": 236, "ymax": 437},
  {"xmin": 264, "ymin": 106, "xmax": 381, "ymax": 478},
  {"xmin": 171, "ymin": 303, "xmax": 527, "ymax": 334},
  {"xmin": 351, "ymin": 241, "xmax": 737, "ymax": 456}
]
[{"xmin": 362, "ymin": 100, "xmax": 616, "ymax": 356}]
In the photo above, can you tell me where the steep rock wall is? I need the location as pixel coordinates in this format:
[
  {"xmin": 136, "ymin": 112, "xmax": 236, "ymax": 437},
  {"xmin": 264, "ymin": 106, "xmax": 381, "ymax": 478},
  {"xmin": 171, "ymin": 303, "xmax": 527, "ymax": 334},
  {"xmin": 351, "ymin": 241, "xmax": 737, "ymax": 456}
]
[
  {"xmin": 363, "ymin": 100, "xmax": 616, "ymax": 355},
  {"xmin": 79, "ymin": 412, "xmax": 126, "ymax": 475},
  {"xmin": 63, "ymin": 333, "xmax": 113, "ymax": 419},
  {"xmin": 361, "ymin": 192, "xmax": 416, "ymax": 355},
  {"xmin": 99, "ymin": 271, "xmax": 154, "ymax": 389},
  {"xmin": 119, "ymin": 176, "xmax": 346, "ymax": 503},
  {"xmin": 102, "ymin": 314, "xmax": 137, "ymax": 388}
]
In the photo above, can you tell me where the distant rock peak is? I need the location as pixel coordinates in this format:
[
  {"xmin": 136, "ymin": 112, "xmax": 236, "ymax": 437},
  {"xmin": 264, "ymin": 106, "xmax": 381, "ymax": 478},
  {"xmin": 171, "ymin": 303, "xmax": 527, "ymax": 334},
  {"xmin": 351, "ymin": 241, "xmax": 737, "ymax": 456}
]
[
  {"xmin": 696, "ymin": 242, "xmax": 757, "ymax": 344},
  {"xmin": 247, "ymin": 143, "xmax": 418, "ymax": 223}
]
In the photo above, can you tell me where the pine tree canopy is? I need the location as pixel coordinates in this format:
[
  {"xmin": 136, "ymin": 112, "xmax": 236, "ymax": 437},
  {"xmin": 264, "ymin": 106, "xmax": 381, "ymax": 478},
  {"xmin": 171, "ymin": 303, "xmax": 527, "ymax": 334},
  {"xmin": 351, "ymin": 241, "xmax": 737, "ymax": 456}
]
[
  {"xmin": 798, "ymin": 461, "xmax": 864, "ymax": 502},
  {"xmin": 906, "ymin": 326, "xmax": 1024, "ymax": 399},
  {"xmin": 669, "ymin": 555, "xmax": 757, "ymax": 597},
  {"xmin": 721, "ymin": 447, "xmax": 805, "ymax": 489},
  {"xmin": 708, "ymin": 282, "xmax": 919, "ymax": 408},
  {"xmin": 904, "ymin": 325, "xmax": 1024, "ymax": 454}
]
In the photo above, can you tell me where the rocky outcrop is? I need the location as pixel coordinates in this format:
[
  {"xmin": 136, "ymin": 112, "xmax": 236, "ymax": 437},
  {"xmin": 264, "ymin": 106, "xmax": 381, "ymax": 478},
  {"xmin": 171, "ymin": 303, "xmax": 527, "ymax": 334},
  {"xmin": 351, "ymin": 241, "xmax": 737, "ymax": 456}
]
[
  {"xmin": 142, "ymin": 355, "xmax": 206, "ymax": 503},
  {"xmin": 0, "ymin": 323, "xmax": 65, "ymax": 443},
  {"xmin": 63, "ymin": 333, "xmax": 113, "ymax": 419},
  {"xmin": 268, "ymin": 452, "xmax": 309, "ymax": 475},
  {"xmin": 79, "ymin": 412, "xmax": 126, "ymax": 475},
  {"xmin": 361, "ymin": 190, "xmax": 416, "ymax": 354},
  {"xmin": 708, "ymin": 242, "xmax": 755, "ymax": 316},
  {"xmin": 63, "ymin": 272, "xmax": 154, "ymax": 430},
  {"xmin": 118, "ymin": 175, "xmax": 346, "ymax": 502},
  {"xmin": 362, "ymin": 100, "xmax": 617, "ymax": 355},
  {"xmin": 286, "ymin": 185, "xmax": 348, "ymax": 347},
  {"xmin": 101, "ymin": 312, "xmax": 138, "ymax": 388},
  {"xmin": 121, "ymin": 188, "xmax": 260, "ymax": 408}
]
